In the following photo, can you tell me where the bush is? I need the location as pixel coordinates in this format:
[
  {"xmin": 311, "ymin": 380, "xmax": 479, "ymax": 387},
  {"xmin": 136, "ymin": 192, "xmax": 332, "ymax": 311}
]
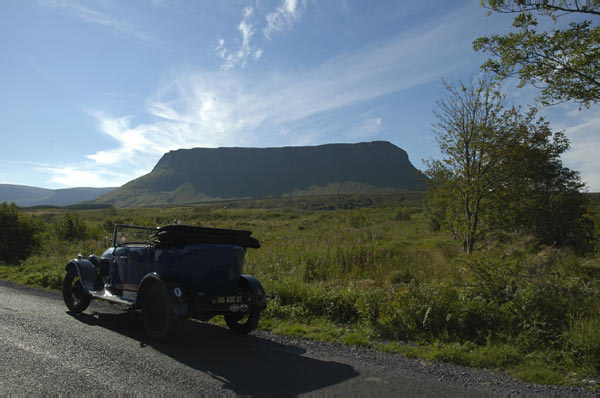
[
  {"xmin": 0, "ymin": 202, "xmax": 44, "ymax": 264},
  {"xmin": 54, "ymin": 213, "xmax": 87, "ymax": 241}
]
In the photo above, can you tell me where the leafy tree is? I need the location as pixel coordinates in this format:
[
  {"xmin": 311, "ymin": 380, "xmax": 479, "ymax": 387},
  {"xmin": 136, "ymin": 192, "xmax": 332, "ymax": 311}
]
[
  {"xmin": 473, "ymin": 0, "xmax": 600, "ymax": 108},
  {"xmin": 484, "ymin": 107, "xmax": 594, "ymax": 252},
  {"xmin": 0, "ymin": 202, "xmax": 44, "ymax": 264},
  {"xmin": 428, "ymin": 76, "xmax": 591, "ymax": 253},
  {"xmin": 429, "ymin": 76, "xmax": 508, "ymax": 253},
  {"xmin": 55, "ymin": 213, "xmax": 87, "ymax": 241}
]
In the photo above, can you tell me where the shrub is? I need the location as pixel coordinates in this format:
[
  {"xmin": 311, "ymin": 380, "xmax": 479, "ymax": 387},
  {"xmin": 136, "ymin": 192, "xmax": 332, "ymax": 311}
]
[
  {"xmin": 0, "ymin": 202, "xmax": 44, "ymax": 264},
  {"xmin": 54, "ymin": 213, "xmax": 87, "ymax": 241}
]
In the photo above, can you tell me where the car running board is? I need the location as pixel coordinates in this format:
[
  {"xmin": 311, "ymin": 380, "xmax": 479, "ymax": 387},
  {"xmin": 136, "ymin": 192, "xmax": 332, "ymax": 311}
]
[{"xmin": 89, "ymin": 289, "xmax": 135, "ymax": 306}]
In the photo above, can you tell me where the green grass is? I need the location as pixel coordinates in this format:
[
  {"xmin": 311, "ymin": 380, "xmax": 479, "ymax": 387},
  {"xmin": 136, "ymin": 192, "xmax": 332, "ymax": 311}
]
[{"xmin": 1, "ymin": 193, "xmax": 599, "ymax": 389}]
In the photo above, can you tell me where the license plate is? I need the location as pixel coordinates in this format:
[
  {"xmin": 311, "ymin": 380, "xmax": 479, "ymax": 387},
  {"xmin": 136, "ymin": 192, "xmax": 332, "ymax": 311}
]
[{"xmin": 216, "ymin": 296, "xmax": 242, "ymax": 304}]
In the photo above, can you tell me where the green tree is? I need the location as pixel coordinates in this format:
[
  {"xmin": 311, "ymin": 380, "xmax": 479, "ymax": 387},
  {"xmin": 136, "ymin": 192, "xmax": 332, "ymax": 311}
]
[
  {"xmin": 429, "ymin": 77, "xmax": 508, "ymax": 253},
  {"xmin": 484, "ymin": 107, "xmax": 594, "ymax": 252},
  {"xmin": 473, "ymin": 0, "xmax": 600, "ymax": 108},
  {"xmin": 55, "ymin": 213, "xmax": 87, "ymax": 241},
  {"xmin": 428, "ymin": 76, "xmax": 591, "ymax": 253},
  {"xmin": 0, "ymin": 202, "xmax": 44, "ymax": 264}
]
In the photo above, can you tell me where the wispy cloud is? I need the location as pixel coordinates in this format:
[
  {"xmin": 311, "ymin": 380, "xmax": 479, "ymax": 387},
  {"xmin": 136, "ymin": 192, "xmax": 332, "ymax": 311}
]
[
  {"xmin": 39, "ymin": 0, "xmax": 152, "ymax": 41},
  {"xmin": 0, "ymin": 159, "xmax": 129, "ymax": 188},
  {"xmin": 1, "ymin": 159, "xmax": 51, "ymax": 168},
  {"xmin": 216, "ymin": 6, "xmax": 263, "ymax": 70},
  {"xmin": 38, "ymin": 166, "xmax": 132, "ymax": 188},
  {"xmin": 168, "ymin": 25, "xmax": 464, "ymax": 138},
  {"xmin": 216, "ymin": 0, "xmax": 307, "ymax": 70},
  {"xmin": 264, "ymin": 0, "xmax": 306, "ymax": 40}
]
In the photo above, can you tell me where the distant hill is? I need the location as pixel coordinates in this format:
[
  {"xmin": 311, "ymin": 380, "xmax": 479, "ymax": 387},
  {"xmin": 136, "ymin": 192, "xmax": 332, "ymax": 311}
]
[
  {"xmin": 93, "ymin": 141, "xmax": 427, "ymax": 207},
  {"xmin": 0, "ymin": 184, "xmax": 116, "ymax": 207}
]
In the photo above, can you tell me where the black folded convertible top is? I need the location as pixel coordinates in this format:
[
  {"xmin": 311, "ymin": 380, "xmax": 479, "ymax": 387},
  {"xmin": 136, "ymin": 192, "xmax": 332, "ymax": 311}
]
[{"xmin": 150, "ymin": 224, "xmax": 261, "ymax": 249}]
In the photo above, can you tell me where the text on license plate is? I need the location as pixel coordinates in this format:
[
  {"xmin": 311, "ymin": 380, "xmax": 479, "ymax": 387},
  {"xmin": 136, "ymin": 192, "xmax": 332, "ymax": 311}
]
[{"xmin": 216, "ymin": 296, "xmax": 242, "ymax": 304}]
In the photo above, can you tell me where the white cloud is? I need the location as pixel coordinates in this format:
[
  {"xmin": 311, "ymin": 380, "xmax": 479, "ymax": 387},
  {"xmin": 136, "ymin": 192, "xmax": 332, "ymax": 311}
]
[
  {"xmin": 38, "ymin": 166, "xmax": 132, "ymax": 188},
  {"xmin": 86, "ymin": 112, "xmax": 158, "ymax": 165},
  {"xmin": 215, "ymin": 38, "xmax": 227, "ymax": 59},
  {"xmin": 264, "ymin": 0, "xmax": 306, "ymax": 40},
  {"xmin": 216, "ymin": 0, "xmax": 307, "ymax": 69},
  {"xmin": 217, "ymin": 6, "xmax": 259, "ymax": 70}
]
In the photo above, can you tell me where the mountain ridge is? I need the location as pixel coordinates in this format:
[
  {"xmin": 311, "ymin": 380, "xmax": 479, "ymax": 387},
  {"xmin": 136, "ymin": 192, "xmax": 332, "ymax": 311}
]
[
  {"xmin": 0, "ymin": 184, "xmax": 116, "ymax": 207},
  {"xmin": 93, "ymin": 141, "xmax": 427, "ymax": 207}
]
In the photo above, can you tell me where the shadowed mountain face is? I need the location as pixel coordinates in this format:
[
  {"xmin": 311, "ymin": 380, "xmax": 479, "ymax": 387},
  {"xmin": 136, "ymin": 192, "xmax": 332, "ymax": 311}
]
[
  {"xmin": 94, "ymin": 141, "xmax": 427, "ymax": 207},
  {"xmin": 0, "ymin": 184, "xmax": 116, "ymax": 207}
]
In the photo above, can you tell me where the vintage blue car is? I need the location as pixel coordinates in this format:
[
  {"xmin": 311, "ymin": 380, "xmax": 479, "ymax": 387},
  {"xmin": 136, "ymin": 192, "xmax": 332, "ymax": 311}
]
[{"xmin": 62, "ymin": 224, "xmax": 266, "ymax": 341}]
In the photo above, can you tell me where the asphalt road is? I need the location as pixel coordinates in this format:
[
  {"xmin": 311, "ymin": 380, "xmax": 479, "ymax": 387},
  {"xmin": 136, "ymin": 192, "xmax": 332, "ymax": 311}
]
[{"xmin": 0, "ymin": 280, "xmax": 595, "ymax": 396}]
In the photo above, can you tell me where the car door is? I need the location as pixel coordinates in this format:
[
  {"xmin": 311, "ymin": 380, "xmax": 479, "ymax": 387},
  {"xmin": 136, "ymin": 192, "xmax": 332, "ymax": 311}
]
[
  {"xmin": 112, "ymin": 246, "xmax": 129, "ymax": 288},
  {"xmin": 122, "ymin": 245, "xmax": 153, "ymax": 288}
]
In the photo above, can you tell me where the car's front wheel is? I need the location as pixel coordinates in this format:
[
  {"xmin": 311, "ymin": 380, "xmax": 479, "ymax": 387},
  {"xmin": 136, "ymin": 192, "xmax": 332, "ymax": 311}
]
[
  {"xmin": 224, "ymin": 310, "xmax": 260, "ymax": 335},
  {"xmin": 62, "ymin": 267, "xmax": 91, "ymax": 313},
  {"xmin": 142, "ymin": 283, "xmax": 177, "ymax": 341}
]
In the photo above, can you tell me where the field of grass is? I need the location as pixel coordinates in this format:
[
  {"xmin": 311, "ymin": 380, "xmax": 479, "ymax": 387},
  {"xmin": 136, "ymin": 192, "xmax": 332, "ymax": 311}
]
[{"xmin": 1, "ymin": 193, "xmax": 599, "ymax": 388}]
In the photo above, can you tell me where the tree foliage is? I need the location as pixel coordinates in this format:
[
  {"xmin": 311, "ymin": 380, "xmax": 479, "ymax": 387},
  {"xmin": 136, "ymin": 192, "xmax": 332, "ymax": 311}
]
[
  {"xmin": 473, "ymin": 0, "xmax": 600, "ymax": 107},
  {"xmin": 428, "ymin": 77, "xmax": 509, "ymax": 253},
  {"xmin": 484, "ymin": 107, "xmax": 594, "ymax": 252},
  {"xmin": 427, "ymin": 77, "xmax": 592, "ymax": 253},
  {"xmin": 0, "ymin": 202, "xmax": 44, "ymax": 265},
  {"xmin": 54, "ymin": 213, "xmax": 87, "ymax": 241}
]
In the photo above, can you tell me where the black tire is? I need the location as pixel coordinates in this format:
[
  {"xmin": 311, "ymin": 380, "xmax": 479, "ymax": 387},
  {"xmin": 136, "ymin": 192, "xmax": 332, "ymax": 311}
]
[
  {"xmin": 224, "ymin": 311, "xmax": 260, "ymax": 335},
  {"xmin": 142, "ymin": 283, "xmax": 177, "ymax": 341},
  {"xmin": 62, "ymin": 267, "xmax": 91, "ymax": 313}
]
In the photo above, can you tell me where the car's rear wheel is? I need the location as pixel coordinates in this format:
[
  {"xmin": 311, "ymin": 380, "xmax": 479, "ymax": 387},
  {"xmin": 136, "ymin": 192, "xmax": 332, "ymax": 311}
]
[
  {"xmin": 142, "ymin": 283, "xmax": 176, "ymax": 341},
  {"xmin": 62, "ymin": 267, "xmax": 91, "ymax": 313},
  {"xmin": 224, "ymin": 310, "xmax": 260, "ymax": 335}
]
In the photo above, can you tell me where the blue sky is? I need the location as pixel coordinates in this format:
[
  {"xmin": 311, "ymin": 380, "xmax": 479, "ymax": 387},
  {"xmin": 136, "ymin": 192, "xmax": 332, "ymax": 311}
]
[{"xmin": 1, "ymin": 0, "xmax": 599, "ymax": 191}]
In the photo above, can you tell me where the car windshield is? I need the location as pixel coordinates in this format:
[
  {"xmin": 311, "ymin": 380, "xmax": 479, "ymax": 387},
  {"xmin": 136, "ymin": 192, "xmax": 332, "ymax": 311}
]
[{"xmin": 114, "ymin": 225, "xmax": 156, "ymax": 246}]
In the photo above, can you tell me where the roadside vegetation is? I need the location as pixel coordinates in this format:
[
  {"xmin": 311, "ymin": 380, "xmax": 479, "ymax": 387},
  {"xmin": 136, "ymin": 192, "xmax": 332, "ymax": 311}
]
[{"xmin": 1, "ymin": 193, "xmax": 599, "ymax": 388}]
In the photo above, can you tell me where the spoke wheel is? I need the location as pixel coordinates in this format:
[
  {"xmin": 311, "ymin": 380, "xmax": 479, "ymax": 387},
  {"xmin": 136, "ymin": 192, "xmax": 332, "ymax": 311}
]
[
  {"xmin": 62, "ymin": 267, "xmax": 91, "ymax": 313},
  {"xmin": 142, "ymin": 284, "xmax": 176, "ymax": 341}
]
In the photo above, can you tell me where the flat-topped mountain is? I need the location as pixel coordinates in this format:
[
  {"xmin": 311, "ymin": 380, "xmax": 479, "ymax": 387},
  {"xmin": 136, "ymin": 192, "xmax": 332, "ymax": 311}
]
[
  {"xmin": 93, "ymin": 141, "xmax": 427, "ymax": 207},
  {"xmin": 0, "ymin": 184, "xmax": 115, "ymax": 207}
]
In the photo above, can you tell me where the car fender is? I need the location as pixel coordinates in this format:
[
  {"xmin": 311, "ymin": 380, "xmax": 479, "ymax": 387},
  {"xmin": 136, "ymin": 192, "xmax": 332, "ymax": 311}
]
[
  {"xmin": 240, "ymin": 274, "xmax": 267, "ymax": 310},
  {"xmin": 65, "ymin": 258, "xmax": 96, "ymax": 293},
  {"xmin": 136, "ymin": 273, "xmax": 189, "ymax": 318}
]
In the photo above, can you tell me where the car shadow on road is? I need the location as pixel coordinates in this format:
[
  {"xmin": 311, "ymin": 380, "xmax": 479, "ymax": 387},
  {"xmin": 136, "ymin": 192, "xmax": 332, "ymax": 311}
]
[{"xmin": 67, "ymin": 310, "xmax": 359, "ymax": 395}]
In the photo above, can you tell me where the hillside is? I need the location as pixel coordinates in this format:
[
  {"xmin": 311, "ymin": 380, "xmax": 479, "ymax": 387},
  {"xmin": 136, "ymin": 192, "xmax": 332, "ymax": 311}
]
[
  {"xmin": 93, "ymin": 141, "xmax": 427, "ymax": 207},
  {"xmin": 0, "ymin": 184, "xmax": 115, "ymax": 207}
]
